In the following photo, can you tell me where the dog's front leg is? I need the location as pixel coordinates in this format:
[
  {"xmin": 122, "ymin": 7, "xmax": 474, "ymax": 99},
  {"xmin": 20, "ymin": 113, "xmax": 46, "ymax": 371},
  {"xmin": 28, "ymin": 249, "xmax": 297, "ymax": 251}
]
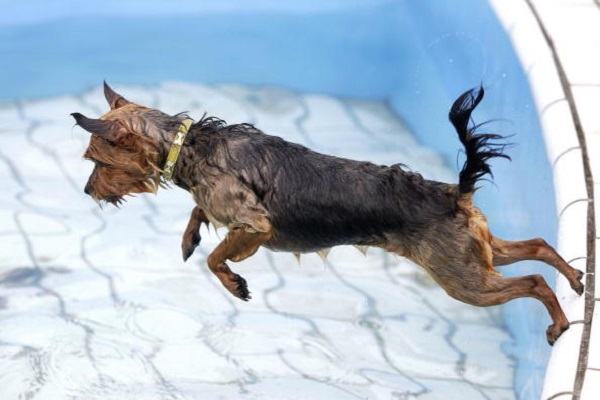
[
  {"xmin": 181, "ymin": 206, "xmax": 209, "ymax": 261},
  {"xmin": 207, "ymin": 226, "xmax": 272, "ymax": 301}
]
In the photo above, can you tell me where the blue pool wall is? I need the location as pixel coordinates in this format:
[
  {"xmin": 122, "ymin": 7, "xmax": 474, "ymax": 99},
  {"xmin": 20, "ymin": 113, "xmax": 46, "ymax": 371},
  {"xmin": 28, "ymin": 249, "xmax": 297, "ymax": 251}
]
[{"xmin": 0, "ymin": 1, "xmax": 556, "ymax": 398}]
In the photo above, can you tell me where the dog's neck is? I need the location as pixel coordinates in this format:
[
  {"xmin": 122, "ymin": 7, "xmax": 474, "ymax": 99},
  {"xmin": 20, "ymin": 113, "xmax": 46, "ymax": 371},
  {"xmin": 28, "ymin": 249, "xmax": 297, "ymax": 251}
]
[
  {"xmin": 158, "ymin": 116, "xmax": 230, "ymax": 192},
  {"xmin": 160, "ymin": 123, "xmax": 202, "ymax": 192},
  {"xmin": 162, "ymin": 119, "xmax": 193, "ymax": 181}
]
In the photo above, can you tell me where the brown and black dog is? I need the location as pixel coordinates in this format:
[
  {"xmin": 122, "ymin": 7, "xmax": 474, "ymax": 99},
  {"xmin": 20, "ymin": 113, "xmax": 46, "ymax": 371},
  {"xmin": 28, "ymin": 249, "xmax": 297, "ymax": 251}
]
[{"xmin": 72, "ymin": 82, "xmax": 584, "ymax": 345}]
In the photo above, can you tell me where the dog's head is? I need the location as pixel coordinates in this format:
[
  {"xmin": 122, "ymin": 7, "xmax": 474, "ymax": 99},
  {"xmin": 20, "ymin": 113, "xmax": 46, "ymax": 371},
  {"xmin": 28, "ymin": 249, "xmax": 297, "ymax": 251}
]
[{"xmin": 72, "ymin": 82, "xmax": 185, "ymax": 205}]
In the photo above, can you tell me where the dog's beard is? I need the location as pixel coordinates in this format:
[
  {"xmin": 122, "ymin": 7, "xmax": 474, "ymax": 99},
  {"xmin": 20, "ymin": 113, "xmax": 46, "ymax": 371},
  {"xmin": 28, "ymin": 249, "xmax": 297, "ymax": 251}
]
[
  {"xmin": 88, "ymin": 177, "xmax": 160, "ymax": 208},
  {"xmin": 99, "ymin": 195, "xmax": 125, "ymax": 207}
]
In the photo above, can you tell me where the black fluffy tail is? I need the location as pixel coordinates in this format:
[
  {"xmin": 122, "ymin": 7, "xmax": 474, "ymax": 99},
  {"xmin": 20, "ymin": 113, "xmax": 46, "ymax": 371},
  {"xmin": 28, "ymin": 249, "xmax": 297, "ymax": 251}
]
[{"xmin": 449, "ymin": 87, "xmax": 510, "ymax": 194}]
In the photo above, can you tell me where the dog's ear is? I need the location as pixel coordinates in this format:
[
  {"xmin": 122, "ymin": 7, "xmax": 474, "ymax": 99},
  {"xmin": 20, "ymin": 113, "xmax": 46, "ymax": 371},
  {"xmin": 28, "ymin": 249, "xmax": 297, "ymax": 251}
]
[
  {"xmin": 103, "ymin": 81, "xmax": 131, "ymax": 110},
  {"xmin": 71, "ymin": 113, "xmax": 121, "ymax": 141}
]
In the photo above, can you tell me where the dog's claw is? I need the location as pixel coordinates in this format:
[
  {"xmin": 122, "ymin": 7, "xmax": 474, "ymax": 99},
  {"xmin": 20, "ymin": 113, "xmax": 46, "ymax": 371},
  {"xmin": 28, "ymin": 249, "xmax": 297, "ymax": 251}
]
[
  {"xmin": 182, "ymin": 245, "xmax": 197, "ymax": 262},
  {"xmin": 182, "ymin": 231, "xmax": 201, "ymax": 262},
  {"xmin": 231, "ymin": 274, "xmax": 251, "ymax": 301},
  {"xmin": 571, "ymin": 269, "xmax": 585, "ymax": 296},
  {"xmin": 546, "ymin": 322, "xmax": 569, "ymax": 346}
]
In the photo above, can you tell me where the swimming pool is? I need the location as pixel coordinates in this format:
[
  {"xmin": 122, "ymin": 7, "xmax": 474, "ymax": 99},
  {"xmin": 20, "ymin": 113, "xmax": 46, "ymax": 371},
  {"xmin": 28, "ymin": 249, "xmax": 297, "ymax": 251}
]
[{"xmin": 0, "ymin": 1, "xmax": 559, "ymax": 398}]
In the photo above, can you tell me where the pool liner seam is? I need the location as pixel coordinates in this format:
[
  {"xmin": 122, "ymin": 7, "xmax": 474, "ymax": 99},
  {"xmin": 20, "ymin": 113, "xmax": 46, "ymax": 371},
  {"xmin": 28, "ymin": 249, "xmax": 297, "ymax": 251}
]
[
  {"xmin": 552, "ymin": 146, "xmax": 581, "ymax": 169},
  {"xmin": 540, "ymin": 98, "xmax": 566, "ymax": 116},
  {"xmin": 547, "ymin": 392, "xmax": 575, "ymax": 400},
  {"xmin": 558, "ymin": 199, "xmax": 592, "ymax": 219},
  {"xmin": 567, "ymin": 257, "xmax": 588, "ymax": 265}
]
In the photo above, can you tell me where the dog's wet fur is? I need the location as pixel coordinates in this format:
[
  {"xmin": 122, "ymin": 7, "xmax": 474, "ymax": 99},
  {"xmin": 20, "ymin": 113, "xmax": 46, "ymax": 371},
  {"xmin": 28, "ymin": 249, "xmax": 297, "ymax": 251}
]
[{"xmin": 72, "ymin": 82, "xmax": 584, "ymax": 345}]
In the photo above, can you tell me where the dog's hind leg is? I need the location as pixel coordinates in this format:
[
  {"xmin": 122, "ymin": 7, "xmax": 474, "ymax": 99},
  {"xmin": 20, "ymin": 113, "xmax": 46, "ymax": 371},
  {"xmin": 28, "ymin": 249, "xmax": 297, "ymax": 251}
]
[
  {"xmin": 439, "ymin": 269, "xmax": 570, "ymax": 345},
  {"xmin": 491, "ymin": 237, "xmax": 584, "ymax": 295},
  {"xmin": 478, "ymin": 273, "xmax": 570, "ymax": 345},
  {"xmin": 206, "ymin": 226, "xmax": 272, "ymax": 301},
  {"xmin": 182, "ymin": 206, "xmax": 209, "ymax": 261}
]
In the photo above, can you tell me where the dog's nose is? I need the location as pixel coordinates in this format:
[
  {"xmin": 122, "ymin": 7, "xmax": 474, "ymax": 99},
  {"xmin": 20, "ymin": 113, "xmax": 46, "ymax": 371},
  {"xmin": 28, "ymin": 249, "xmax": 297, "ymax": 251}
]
[{"xmin": 84, "ymin": 183, "xmax": 91, "ymax": 195}]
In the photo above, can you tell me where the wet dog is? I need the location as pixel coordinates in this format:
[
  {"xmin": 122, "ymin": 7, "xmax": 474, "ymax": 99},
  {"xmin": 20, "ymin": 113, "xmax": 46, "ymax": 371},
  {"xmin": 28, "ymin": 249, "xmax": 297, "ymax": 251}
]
[{"xmin": 72, "ymin": 82, "xmax": 584, "ymax": 345}]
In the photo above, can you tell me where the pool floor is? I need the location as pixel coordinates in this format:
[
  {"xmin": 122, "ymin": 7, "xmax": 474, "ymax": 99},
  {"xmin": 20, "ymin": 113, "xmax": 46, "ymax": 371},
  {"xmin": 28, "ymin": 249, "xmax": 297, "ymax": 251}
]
[{"xmin": 0, "ymin": 83, "xmax": 515, "ymax": 399}]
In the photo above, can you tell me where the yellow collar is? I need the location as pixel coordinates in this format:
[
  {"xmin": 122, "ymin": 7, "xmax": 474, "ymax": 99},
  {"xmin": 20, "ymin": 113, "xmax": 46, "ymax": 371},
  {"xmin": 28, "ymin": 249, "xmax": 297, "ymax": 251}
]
[{"xmin": 162, "ymin": 119, "xmax": 193, "ymax": 180}]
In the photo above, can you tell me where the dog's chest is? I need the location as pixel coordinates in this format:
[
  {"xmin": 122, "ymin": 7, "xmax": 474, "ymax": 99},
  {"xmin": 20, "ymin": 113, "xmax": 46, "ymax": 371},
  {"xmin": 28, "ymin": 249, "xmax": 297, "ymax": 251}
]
[{"xmin": 189, "ymin": 173, "xmax": 271, "ymax": 233}]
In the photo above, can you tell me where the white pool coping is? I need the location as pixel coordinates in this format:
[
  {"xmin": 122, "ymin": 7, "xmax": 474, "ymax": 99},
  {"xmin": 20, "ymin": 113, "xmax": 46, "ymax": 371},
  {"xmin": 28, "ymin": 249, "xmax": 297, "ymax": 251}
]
[{"xmin": 490, "ymin": 0, "xmax": 599, "ymax": 398}]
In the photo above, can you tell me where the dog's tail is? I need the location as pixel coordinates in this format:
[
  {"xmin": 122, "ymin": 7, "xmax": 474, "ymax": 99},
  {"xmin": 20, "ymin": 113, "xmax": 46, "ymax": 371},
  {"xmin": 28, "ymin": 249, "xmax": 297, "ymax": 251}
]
[{"xmin": 449, "ymin": 87, "xmax": 510, "ymax": 194}]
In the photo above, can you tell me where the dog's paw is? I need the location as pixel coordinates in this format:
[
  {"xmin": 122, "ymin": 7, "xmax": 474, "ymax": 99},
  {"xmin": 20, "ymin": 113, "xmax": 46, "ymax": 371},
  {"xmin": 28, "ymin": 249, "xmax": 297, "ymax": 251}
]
[
  {"xmin": 228, "ymin": 273, "xmax": 252, "ymax": 301},
  {"xmin": 181, "ymin": 231, "xmax": 201, "ymax": 261},
  {"xmin": 571, "ymin": 269, "xmax": 585, "ymax": 296},
  {"xmin": 546, "ymin": 322, "xmax": 570, "ymax": 346}
]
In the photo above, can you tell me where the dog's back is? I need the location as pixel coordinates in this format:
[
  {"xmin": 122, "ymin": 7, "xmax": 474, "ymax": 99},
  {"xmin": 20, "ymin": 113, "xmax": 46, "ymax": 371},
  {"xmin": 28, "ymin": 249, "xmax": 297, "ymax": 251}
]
[{"xmin": 187, "ymin": 119, "xmax": 460, "ymax": 253}]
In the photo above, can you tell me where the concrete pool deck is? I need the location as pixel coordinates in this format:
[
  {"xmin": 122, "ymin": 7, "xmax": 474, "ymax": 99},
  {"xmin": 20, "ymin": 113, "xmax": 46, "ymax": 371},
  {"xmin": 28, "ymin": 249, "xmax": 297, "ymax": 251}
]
[{"xmin": 491, "ymin": 0, "xmax": 599, "ymax": 399}]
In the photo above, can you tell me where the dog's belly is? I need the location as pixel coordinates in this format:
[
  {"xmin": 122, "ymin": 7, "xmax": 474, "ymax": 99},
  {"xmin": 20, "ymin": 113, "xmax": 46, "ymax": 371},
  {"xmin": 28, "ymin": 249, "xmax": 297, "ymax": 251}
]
[
  {"xmin": 261, "ymin": 203, "xmax": 400, "ymax": 253},
  {"xmin": 263, "ymin": 227, "xmax": 382, "ymax": 253}
]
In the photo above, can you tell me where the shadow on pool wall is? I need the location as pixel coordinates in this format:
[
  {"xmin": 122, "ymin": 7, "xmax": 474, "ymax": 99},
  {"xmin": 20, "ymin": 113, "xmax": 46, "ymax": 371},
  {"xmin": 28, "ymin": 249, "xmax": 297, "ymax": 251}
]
[{"xmin": 0, "ymin": 0, "xmax": 557, "ymax": 398}]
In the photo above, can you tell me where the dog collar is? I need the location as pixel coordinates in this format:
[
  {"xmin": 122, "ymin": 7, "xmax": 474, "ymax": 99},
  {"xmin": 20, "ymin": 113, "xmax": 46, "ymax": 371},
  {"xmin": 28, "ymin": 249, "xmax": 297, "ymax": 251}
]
[{"xmin": 163, "ymin": 119, "xmax": 193, "ymax": 180}]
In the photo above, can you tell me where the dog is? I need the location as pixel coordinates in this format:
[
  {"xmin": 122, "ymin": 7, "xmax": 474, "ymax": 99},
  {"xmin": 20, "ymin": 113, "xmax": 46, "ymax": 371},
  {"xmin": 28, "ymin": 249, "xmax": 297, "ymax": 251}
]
[{"xmin": 71, "ymin": 82, "xmax": 584, "ymax": 345}]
